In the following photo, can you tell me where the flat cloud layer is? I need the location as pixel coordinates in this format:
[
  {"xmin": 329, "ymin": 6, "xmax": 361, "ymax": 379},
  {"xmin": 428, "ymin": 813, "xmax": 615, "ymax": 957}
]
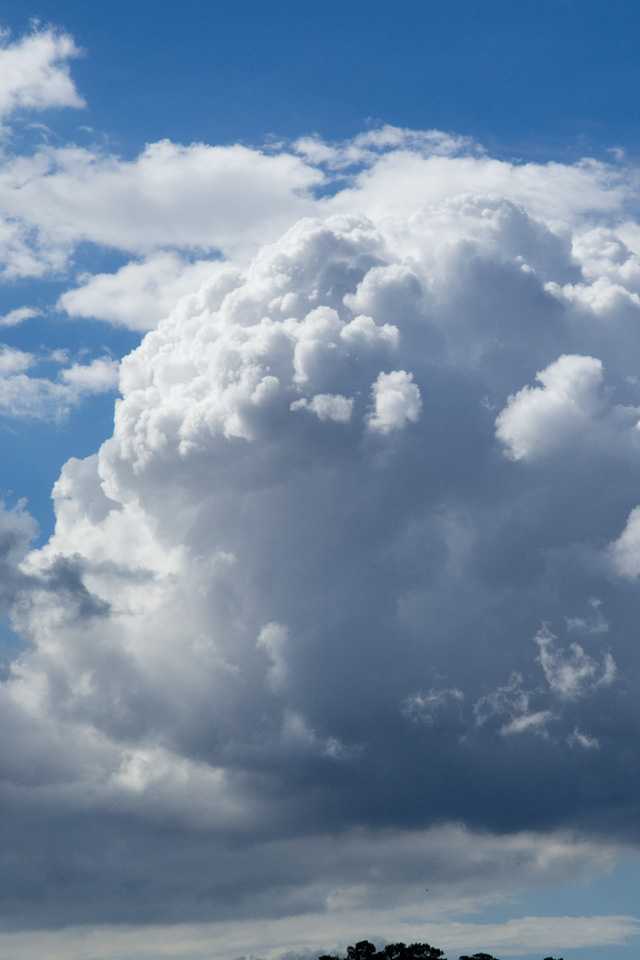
[{"xmin": 3, "ymin": 29, "xmax": 640, "ymax": 948}]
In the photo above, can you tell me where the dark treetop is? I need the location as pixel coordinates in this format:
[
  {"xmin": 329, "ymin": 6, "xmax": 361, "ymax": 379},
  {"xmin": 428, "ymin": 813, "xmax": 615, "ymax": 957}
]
[{"xmin": 319, "ymin": 940, "xmax": 563, "ymax": 960}]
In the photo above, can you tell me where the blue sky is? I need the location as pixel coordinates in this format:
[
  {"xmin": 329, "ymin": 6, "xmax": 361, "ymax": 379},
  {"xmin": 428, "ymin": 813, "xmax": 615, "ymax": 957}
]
[
  {"xmin": 4, "ymin": 0, "xmax": 640, "ymax": 157},
  {"xmin": 0, "ymin": 3, "xmax": 640, "ymax": 960}
]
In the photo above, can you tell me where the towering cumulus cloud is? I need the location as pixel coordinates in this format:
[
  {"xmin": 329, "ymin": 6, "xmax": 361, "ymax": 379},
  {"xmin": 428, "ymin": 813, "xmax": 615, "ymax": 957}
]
[{"xmin": 4, "ymin": 124, "xmax": 640, "ymax": 940}]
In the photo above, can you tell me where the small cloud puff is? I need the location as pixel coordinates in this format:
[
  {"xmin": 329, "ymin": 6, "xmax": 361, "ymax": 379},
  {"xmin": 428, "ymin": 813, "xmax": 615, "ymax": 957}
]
[
  {"xmin": 367, "ymin": 369, "xmax": 422, "ymax": 433},
  {"xmin": 567, "ymin": 727, "xmax": 601, "ymax": 750},
  {"xmin": 0, "ymin": 306, "xmax": 39, "ymax": 327},
  {"xmin": 535, "ymin": 625, "xmax": 616, "ymax": 701},
  {"xmin": 402, "ymin": 687, "xmax": 464, "ymax": 725},
  {"xmin": 60, "ymin": 357, "xmax": 119, "ymax": 393},
  {"xmin": 0, "ymin": 26, "xmax": 85, "ymax": 125},
  {"xmin": 471, "ymin": 625, "xmax": 615, "ymax": 740},
  {"xmin": 290, "ymin": 393, "xmax": 354, "ymax": 423}
]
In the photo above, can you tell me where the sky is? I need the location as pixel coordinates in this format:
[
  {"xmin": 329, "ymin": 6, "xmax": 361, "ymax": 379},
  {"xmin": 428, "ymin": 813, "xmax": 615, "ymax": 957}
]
[{"xmin": 1, "ymin": 2, "xmax": 640, "ymax": 960}]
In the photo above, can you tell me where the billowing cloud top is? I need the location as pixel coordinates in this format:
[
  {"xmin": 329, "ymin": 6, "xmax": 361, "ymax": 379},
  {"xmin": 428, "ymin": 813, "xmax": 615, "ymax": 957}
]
[{"xmin": 2, "ymin": 28, "xmax": 640, "ymax": 944}]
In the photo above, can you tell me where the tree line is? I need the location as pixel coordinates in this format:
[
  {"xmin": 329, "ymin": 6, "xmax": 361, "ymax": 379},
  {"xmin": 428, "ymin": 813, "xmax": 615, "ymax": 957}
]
[{"xmin": 319, "ymin": 939, "xmax": 563, "ymax": 960}]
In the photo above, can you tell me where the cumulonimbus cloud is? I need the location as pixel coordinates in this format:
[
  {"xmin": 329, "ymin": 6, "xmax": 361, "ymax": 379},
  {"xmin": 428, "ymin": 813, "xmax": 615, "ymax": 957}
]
[
  {"xmin": 3, "ymin": 29, "xmax": 640, "ymax": 940},
  {"xmin": 3, "ymin": 160, "xmax": 640, "ymax": 924}
]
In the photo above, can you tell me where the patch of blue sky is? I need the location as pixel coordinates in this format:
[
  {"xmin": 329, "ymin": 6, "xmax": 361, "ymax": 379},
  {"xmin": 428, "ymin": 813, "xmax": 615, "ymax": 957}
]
[
  {"xmin": 0, "ymin": 388, "xmax": 120, "ymax": 544},
  {"xmin": 0, "ymin": 0, "xmax": 638, "ymax": 160},
  {"xmin": 0, "ymin": 613, "xmax": 25, "ymax": 673},
  {"xmin": 456, "ymin": 856, "xmax": 640, "ymax": 959}
]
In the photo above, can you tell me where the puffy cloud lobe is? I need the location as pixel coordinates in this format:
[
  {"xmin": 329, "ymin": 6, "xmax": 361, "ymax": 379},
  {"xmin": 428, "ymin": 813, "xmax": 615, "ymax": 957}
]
[
  {"xmin": 290, "ymin": 393, "xmax": 354, "ymax": 423},
  {"xmin": 101, "ymin": 215, "xmax": 400, "ymax": 468},
  {"xmin": 367, "ymin": 370, "xmax": 422, "ymax": 434},
  {"xmin": 495, "ymin": 354, "xmax": 604, "ymax": 460},
  {"xmin": 339, "ymin": 311, "xmax": 400, "ymax": 350}
]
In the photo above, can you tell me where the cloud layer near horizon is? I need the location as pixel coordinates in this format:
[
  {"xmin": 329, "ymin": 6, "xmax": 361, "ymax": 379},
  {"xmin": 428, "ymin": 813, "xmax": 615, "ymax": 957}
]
[{"xmin": 3, "ymin": 24, "xmax": 640, "ymax": 954}]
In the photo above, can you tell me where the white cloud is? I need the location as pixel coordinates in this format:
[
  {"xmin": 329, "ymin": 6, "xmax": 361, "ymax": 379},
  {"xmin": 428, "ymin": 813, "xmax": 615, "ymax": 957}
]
[
  {"xmin": 0, "ymin": 26, "xmax": 84, "ymax": 127},
  {"xmin": 0, "ymin": 139, "xmax": 321, "ymax": 276},
  {"xmin": 0, "ymin": 345, "xmax": 33, "ymax": 375},
  {"xmin": 546, "ymin": 275, "xmax": 640, "ymax": 315},
  {"xmin": 0, "ymin": 352, "xmax": 118, "ymax": 420},
  {"xmin": 495, "ymin": 354, "xmax": 604, "ymax": 460},
  {"xmin": 60, "ymin": 356, "xmax": 119, "ymax": 393},
  {"xmin": 472, "ymin": 624, "xmax": 615, "ymax": 740},
  {"xmin": 0, "ymin": 306, "xmax": 39, "ymax": 327},
  {"xmin": 339, "ymin": 312, "xmax": 399, "ymax": 350},
  {"xmin": 402, "ymin": 687, "xmax": 464, "ymax": 725},
  {"xmin": 294, "ymin": 125, "xmax": 477, "ymax": 169},
  {"xmin": 0, "ymin": 118, "xmax": 629, "ymax": 320},
  {"xmin": 474, "ymin": 671, "xmax": 554, "ymax": 737},
  {"xmin": 535, "ymin": 625, "xmax": 616, "ymax": 700},
  {"xmin": 499, "ymin": 709, "xmax": 556, "ymax": 737},
  {"xmin": 58, "ymin": 253, "xmax": 220, "ymax": 331},
  {"xmin": 367, "ymin": 369, "xmax": 422, "ymax": 433},
  {"xmin": 290, "ymin": 393, "xmax": 354, "ymax": 423},
  {"xmin": 544, "ymin": 226, "xmax": 640, "ymax": 317},
  {"xmin": 323, "ymin": 145, "xmax": 630, "ymax": 230},
  {"xmin": 608, "ymin": 504, "xmax": 640, "ymax": 578},
  {"xmin": 567, "ymin": 726, "xmax": 601, "ymax": 750}
]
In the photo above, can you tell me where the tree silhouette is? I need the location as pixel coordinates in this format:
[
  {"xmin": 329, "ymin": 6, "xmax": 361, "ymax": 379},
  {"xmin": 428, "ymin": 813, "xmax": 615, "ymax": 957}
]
[
  {"xmin": 320, "ymin": 941, "xmax": 445, "ymax": 960},
  {"xmin": 460, "ymin": 954, "xmax": 500, "ymax": 960},
  {"xmin": 319, "ymin": 941, "xmax": 564, "ymax": 960}
]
